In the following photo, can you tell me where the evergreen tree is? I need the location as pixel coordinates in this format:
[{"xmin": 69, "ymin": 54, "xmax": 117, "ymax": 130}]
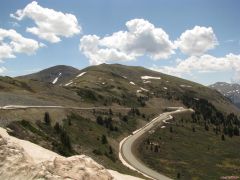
[
  {"xmin": 96, "ymin": 116, "xmax": 104, "ymax": 125},
  {"xmin": 192, "ymin": 126, "xmax": 196, "ymax": 132},
  {"xmin": 234, "ymin": 126, "xmax": 239, "ymax": 136},
  {"xmin": 101, "ymin": 135, "xmax": 108, "ymax": 144},
  {"xmin": 150, "ymin": 145, "xmax": 153, "ymax": 151},
  {"xmin": 228, "ymin": 125, "xmax": 234, "ymax": 137},
  {"xmin": 44, "ymin": 112, "xmax": 51, "ymax": 125},
  {"xmin": 109, "ymin": 108, "xmax": 113, "ymax": 115},
  {"xmin": 177, "ymin": 172, "xmax": 181, "ymax": 179},
  {"xmin": 60, "ymin": 130, "xmax": 72, "ymax": 150},
  {"xmin": 223, "ymin": 126, "xmax": 228, "ymax": 135},
  {"xmin": 54, "ymin": 122, "xmax": 61, "ymax": 133},
  {"xmin": 122, "ymin": 115, "xmax": 128, "ymax": 122},
  {"xmin": 221, "ymin": 134, "xmax": 225, "ymax": 141},
  {"xmin": 109, "ymin": 146, "xmax": 113, "ymax": 154},
  {"xmin": 68, "ymin": 119, "xmax": 72, "ymax": 126},
  {"xmin": 204, "ymin": 123, "xmax": 209, "ymax": 131}
]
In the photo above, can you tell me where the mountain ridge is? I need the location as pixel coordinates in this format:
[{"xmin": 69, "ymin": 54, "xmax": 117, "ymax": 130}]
[{"xmin": 209, "ymin": 82, "xmax": 240, "ymax": 108}]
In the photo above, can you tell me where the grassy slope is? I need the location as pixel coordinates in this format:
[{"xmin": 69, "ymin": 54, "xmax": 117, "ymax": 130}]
[
  {"xmin": 7, "ymin": 108, "xmax": 150, "ymax": 178},
  {"xmin": 137, "ymin": 112, "xmax": 240, "ymax": 179},
  {"xmin": 67, "ymin": 64, "xmax": 240, "ymax": 115}
]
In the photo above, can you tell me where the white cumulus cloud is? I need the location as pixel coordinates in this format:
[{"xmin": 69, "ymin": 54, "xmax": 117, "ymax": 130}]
[
  {"xmin": 80, "ymin": 19, "xmax": 175, "ymax": 65},
  {"xmin": 175, "ymin": 26, "xmax": 218, "ymax": 56},
  {"xmin": 80, "ymin": 35, "xmax": 135, "ymax": 65},
  {"xmin": 151, "ymin": 54, "xmax": 240, "ymax": 80},
  {"xmin": 0, "ymin": 28, "xmax": 43, "ymax": 61},
  {"xmin": 11, "ymin": 1, "xmax": 81, "ymax": 43},
  {"xmin": 0, "ymin": 66, "xmax": 7, "ymax": 74}
]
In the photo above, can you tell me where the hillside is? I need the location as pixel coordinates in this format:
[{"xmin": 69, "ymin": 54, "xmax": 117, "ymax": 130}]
[
  {"xmin": 137, "ymin": 110, "xmax": 240, "ymax": 179},
  {"xmin": 210, "ymin": 82, "xmax": 240, "ymax": 108},
  {"xmin": 0, "ymin": 63, "xmax": 240, "ymax": 179},
  {"xmin": 63, "ymin": 64, "xmax": 239, "ymax": 114}
]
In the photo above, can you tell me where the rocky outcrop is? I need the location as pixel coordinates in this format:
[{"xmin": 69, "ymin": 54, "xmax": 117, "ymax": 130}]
[{"xmin": 0, "ymin": 127, "xmax": 113, "ymax": 180}]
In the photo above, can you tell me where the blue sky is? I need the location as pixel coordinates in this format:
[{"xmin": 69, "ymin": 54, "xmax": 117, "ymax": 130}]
[{"xmin": 0, "ymin": 0, "xmax": 240, "ymax": 85}]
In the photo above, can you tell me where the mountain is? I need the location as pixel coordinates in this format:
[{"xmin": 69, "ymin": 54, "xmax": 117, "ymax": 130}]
[
  {"xmin": 5, "ymin": 63, "xmax": 237, "ymax": 115},
  {"xmin": 1, "ymin": 64, "xmax": 240, "ymax": 179},
  {"xmin": 18, "ymin": 65, "xmax": 80, "ymax": 85},
  {"xmin": 61, "ymin": 63, "xmax": 238, "ymax": 114},
  {"xmin": 209, "ymin": 82, "xmax": 240, "ymax": 108}
]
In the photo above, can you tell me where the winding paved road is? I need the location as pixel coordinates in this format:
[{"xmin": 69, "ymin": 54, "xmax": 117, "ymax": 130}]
[
  {"xmin": 119, "ymin": 108, "xmax": 194, "ymax": 180},
  {"xmin": 0, "ymin": 105, "xmax": 193, "ymax": 179}
]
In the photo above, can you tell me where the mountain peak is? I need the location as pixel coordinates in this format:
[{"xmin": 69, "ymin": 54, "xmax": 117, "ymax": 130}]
[
  {"xmin": 209, "ymin": 81, "xmax": 240, "ymax": 108},
  {"xmin": 18, "ymin": 65, "xmax": 80, "ymax": 85}
]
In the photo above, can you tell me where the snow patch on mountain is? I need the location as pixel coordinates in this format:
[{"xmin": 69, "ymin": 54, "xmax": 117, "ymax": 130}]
[
  {"xmin": 180, "ymin": 84, "xmax": 192, "ymax": 88},
  {"xmin": 130, "ymin": 81, "xmax": 136, "ymax": 85},
  {"xmin": 77, "ymin": 72, "xmax": 86, "ymax": 77},
  {"xmin": 140, "ymin": 87, "xmax": 149, "ymax": 92},
  {"xmin": 65, "ymin": 81, "xmax": 73, "ymax": 86},
  {"xmin": 141, "ymin": 76, "xmax": 161, "ymax": 80},
  {"xmin": 143, "ymin": 80, "xmax": 151, "ymax": 84},
  {"xmin": 52, "ymin": 72, "xmax": 62, "ymax": 84}
]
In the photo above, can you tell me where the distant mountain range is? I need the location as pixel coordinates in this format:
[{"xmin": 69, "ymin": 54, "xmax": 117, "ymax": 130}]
[{"xmin": 209, "ymin": 82, "xmax": 240, "ymax": 108}]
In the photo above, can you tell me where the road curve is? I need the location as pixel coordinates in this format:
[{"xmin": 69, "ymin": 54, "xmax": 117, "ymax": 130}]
[{"xmin": 119, "ymin": 108, "xmax": 194, "ymax": 180}]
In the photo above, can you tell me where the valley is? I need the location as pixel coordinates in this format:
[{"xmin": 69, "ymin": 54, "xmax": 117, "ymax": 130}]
[{"xmin": 0, "ymin": 64, "xmax": 240, "ymax": 179}]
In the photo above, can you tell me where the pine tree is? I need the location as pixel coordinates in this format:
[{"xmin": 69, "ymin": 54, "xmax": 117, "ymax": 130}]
[
  {"xmin": 204, "ymin": 123, "xmax": 209, "ymax": 131},
  {"xmin": 122, "ymin": 115, "xmax": 128, "ymax": 122},
  {"xmin": 228, "ymin": 125, "xmax": 233, "ymax": 137},
  {"xmin": 234, "ymin": 126, "xmax": 239, "ymax": 136},
  {"xmin": 192, "ymin": 126, "xmax": 196, "ymax": 132},
  {"xmin": 96, "ymin": 116, "xmax": 104, "ymax": 125},
  {"xmin": 54, "ymin": 122, "xmax": 61, "ymax": 133},
  {"xmin": 44, "ymin": 112, "xmax": 51, "ymax": 125},
  {"xmin": 109, "ymin": 146, "xmax": 113, "ymax": 154},
  {"xmin": 101, "ymin": 135, "xmax": 108, "ymax": 144},
  {"xmin": 177, "ymin": 172, "xmax": 181, "ymax": 179},
  {"xmin": 221, "ymin": 134, "xmax": 225, "ymax": 141},
  {"xmin": 68, "ymin": 119, "xmax": 72, "ymax": 126},
  {"xmin": 109, "ymin": 108, "xmax": 113, "ymax": 115},
  {"xmin": 60, "ymin": 130, "xmax": 72, "ymax": 150}
]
